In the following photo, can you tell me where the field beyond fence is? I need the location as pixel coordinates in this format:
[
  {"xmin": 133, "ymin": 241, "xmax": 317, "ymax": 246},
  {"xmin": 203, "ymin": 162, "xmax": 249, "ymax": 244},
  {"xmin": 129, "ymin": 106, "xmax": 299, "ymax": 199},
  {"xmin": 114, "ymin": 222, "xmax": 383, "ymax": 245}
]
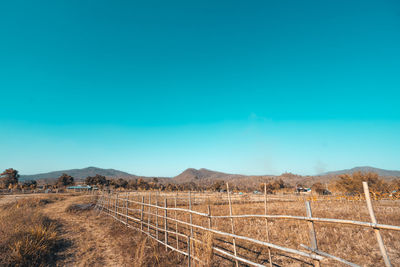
[{"xmin": 95, "ymin": 182, "xmax": 400, "ymax": 267}]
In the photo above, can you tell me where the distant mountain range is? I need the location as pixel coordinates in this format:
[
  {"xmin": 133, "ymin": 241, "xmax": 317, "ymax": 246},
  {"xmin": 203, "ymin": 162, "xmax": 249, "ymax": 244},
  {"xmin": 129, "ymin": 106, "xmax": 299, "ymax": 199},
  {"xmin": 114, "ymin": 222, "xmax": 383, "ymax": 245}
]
[
  {"xmin": 19, "ymin": 167, "xmax": 138, "ymax": 181},
  {"xmin": 19, "ymin": 166, "xmax": 400, "ymax": 182},
  {"xmin": 318, "ymin": 166, "xmax": 400, "ymax": 177}
]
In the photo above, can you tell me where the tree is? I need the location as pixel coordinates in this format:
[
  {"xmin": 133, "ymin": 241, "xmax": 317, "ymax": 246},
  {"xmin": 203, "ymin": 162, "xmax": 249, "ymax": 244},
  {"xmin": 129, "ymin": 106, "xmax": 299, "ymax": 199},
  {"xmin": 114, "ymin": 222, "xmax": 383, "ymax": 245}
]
[
  {"xmin": 260, "ymin": 183, "xmax": 274, "ymax": 194},
  {"xmin": 128, "ymin": 179, "xmax": 138, "ymax": 190},
  {"xmin": 137, "ymin": 178, "xmax": 149, "ymax": 190},
  {"xmin": 115, "ymin": 178, "xmax": 128, "ymax": 189},
  {"xmin": 210, "ymin": 181, "xmax": 225, "ymax": 191},
  {"xmin": 22, "ymin": 180, "xmax": 37, "ymax": 189},
  {"xmin": 389, "ymin": 179, "xmax": 400, "ymax": 192},
  {"xmin": 259, "ymin": 179, "xmax": 286, "ymax": 194},
  {"xmin": 312, "ymin": 182, "xmax": 327, "ymax": 195},
  {"xmin": 335, "ymin": 171, "xmax": 387, "ymax": 194},
  {"xmin": 0, "ymin": 168, "xmax": 19, "ymax": 188},
  {"xmin": 57, "ymin": 173, "xmax": 74, "ymax": 187},
  {"xmin": 85, "ymin": 174, "xmax": 108, "ymax": 186},
  {"xmin": 166, "ymin": 183, "xmax": 177, "ymax": 191}
]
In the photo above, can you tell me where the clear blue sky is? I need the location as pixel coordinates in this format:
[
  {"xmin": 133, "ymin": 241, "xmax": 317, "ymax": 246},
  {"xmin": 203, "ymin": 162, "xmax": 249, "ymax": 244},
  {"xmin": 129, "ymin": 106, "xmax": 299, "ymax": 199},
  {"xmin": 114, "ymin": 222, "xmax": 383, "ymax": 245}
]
[{"xmin": 1, "ymin": 0, "xmax": 399, "ymax": 176}]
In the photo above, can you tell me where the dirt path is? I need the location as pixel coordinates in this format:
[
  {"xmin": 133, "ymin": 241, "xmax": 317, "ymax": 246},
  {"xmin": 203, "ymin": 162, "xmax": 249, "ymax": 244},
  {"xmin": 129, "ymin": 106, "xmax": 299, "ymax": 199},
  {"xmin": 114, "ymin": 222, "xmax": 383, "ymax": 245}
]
[{"xmin": 41, "ymin": 195, "xmax": 126, "ymax": 267}]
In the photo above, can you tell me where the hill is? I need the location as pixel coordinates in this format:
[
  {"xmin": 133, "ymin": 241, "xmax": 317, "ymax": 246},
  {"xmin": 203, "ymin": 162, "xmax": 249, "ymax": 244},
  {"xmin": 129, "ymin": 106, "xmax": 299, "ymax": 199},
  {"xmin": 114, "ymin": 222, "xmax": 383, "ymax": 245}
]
[
  {"xmin": 19, "ymin": 167, "xmax": 138, "ymax": 181},
  {"xmin": 17, "ymin": 166, "xmax": 400, "ymax": 184},
  {"xmin": 172, "ymin": 168, "xmax": 243, "ymax": 183},
  {"xmin": 319, "ymin": 166, "xmax": 400, "ymax": 177}
]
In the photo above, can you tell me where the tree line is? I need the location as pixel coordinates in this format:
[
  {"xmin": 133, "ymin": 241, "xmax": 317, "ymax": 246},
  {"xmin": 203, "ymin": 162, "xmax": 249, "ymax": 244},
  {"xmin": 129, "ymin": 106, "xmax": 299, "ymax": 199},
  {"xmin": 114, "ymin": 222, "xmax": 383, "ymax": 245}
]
[{"xmin": 1, "ymin": 168, "xmax": 400, "ymax": 196}]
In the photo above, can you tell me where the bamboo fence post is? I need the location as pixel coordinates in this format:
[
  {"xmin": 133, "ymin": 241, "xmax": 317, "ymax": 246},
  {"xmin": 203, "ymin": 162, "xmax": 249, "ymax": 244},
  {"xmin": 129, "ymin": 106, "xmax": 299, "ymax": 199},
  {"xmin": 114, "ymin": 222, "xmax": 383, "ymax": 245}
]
[
  {"xmin": 188, "ymin": 191, "xmax": 195, "ymax": 266},
  {"xmin": 110, "ymin": 191, "xmax": 112, "ymax": 213},
  {"xmin": 121, "ymin": 192, "xmax": 125, "ymax": 219},
  {"xmin": 207, "ymin": 200, "xmax": 214, "ymax": 262},
  {"xmin": 187, "ymin": 235, "xmax": 191, "ymax": 267},
  {"xmin": 264, "ymin": 183, "xmax": 273, "ymax": 267},
  {"xmin": 165, "ymin": 198, "xmax": 168, "ymax": 251},
  {"xmin": 121, "ymin": 191, "xmax": 125, "ymax": 216},
  {"xmin": 97, "ymin": 192, "xmax": 102, "ymax": 210},
  {"xmin": 207, "ymin": 203, "xmax": 212, "ymax": 229},
  {"xmin": 109, "ymin": 191, "xmax": 112, "ymax": 214},
  {"xmin": 140, "ymin": 195, "xmax": 144, "ymax": 231},
  {"xmin": 125, "ymin": 192, "xmax": 129, "ymax": 224},
  {"xmin": 175, "ymin": 195, "xmax": 179, "ymax": 250},
  {"xmin": 148, "ymin": 192, "xmax": 151, "ymax": 235},
  {"xmin": 115, "ymin": 193, "xmax": 119, "ymax": 218},
  {"xmin": 119, "ymin": 192, "xmax": 121, "ymax": 217},
  {"xmin": 113, "ymin": 192, "xmax": 116, "ymax": 216},
  {"xmin": 189, "ymin": 191, "xmax": 194, "ymax": 237},
  {"xmin": 108, "ymin": 192, "xmax": 111, "ymax": 214},
  {"xmin": 363, "ymin": 182, "xmax": 392, "ymax": 267},
  {"xmin": 105, "ymin": 191, "xmax": 108, "ymax": 212},
  {"xmin": 104, "ymin": 191, "xmax": 106, "ymax": 212},
  {"xmin": 226, "ymin": 183, "xmax": 239, "ymax": 267},
  {"xmin": 96, "ymin": 192, "xmax": 100, "ymax": 210},
  {"xmin": 102, "ymin": 192, "xmax": 105, "ymax": 210},
  {"xmin": 108, "ymin": 191, "xmax": 113, "ymax": 215},
  {"xmin": 305, "ymin": 201, "xmax": 320, "ymax": 267},
  {"xmin": 104, "ymin": 192, "xmax": 107, "ymax": 210},
  {"xmin": 156, "ymin": 194, "xmax": 159, "ymax": 240},
  {"xmin": 96, "ymin": 192, "xmax": 100, "ymax": 209}
]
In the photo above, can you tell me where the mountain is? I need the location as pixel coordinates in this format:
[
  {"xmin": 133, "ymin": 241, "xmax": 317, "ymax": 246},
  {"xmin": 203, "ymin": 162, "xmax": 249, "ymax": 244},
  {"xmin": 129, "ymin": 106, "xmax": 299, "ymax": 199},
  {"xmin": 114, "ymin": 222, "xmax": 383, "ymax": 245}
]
[
  {"xmin": 18, "ymin": 165, "xmax": 400, "ymax": 184},
  {"xmin": 172, "ymin": 168, "xmax": 237, "ymax": 183},
  {"xmin": 171, "ymin": 168, "xmax": 272, "ymax": 184},
  {"xmin": 19, "ymin": 167, "xmax": 138, "ymax": 181},
  {"xmin": 319, "ymin": 166, "xmax": 400, "ymax": 177}
]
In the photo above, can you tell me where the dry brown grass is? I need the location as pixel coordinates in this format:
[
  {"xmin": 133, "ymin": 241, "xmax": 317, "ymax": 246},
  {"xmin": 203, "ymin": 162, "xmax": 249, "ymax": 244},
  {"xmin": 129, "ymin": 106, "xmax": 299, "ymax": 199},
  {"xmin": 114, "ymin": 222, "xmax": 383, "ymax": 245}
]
[
  {"xmin": 0, "ymin": 197, "xmax": 62, "ymax": 266},
  {"xmin": 91, "ymin": 211, "xmax": 187, "ymax": 266},
  {"xmin": 6, "ymin": 192, "xmax": 395, "ymax": 266},
  {"xmin": 188, "ymin": 195, "xmax": 400, "ymax": 266},
  {"xmin": 58, "ymin": 194, "xmax": 186, "ymax": 266},
  {"xmin": 193, "ymin": 231, "xmax": 215, "ymax": 266},
  {"xmin": 134, "ymin": 238, "xmax": 148, "ymax": 266},
  {"xmin": 101, "ymin": 192, "xmax": 400, "ymax": 267}
]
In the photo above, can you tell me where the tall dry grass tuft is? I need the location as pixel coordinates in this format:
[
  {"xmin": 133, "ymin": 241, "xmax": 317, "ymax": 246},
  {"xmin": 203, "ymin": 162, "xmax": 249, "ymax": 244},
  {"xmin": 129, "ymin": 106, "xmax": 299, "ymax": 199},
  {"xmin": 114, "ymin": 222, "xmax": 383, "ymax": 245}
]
[
  {"xmin": 134, "ymin": 237, "xmax": 148, "ymax": 266},
  {"xmin": 9, "ymin": 224, "xmax": 58, "ymax": 266},
  {"xmin": 193, "ymin": 231, "xmax": 215, "ymax": 267},
  {"xmin": 202, "ymin": 232, "xmax": 215, "ymax": 266},
  {"xmin": 0, "ymin": 197, "xmax": 61, "ymax": 267}
]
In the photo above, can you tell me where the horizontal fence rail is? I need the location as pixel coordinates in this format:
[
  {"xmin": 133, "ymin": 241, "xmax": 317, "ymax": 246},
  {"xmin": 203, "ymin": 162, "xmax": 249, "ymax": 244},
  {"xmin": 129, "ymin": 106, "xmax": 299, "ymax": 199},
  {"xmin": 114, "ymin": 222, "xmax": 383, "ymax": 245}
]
[
  {"xmin": 94, "ymin": 182, "xmax": 398, "ymax": 267},
  {"xmin": 121, "ymin": 198, "xmax": 400, "ymax": 232}
]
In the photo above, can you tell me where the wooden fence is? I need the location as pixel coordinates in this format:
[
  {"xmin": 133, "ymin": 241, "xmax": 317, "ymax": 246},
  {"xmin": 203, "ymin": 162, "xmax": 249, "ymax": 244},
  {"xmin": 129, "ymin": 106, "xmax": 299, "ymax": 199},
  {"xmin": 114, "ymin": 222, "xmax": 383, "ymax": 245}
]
[{"xmin": 94, "ymin": 182, "xmax": 399, "ymax": 267}]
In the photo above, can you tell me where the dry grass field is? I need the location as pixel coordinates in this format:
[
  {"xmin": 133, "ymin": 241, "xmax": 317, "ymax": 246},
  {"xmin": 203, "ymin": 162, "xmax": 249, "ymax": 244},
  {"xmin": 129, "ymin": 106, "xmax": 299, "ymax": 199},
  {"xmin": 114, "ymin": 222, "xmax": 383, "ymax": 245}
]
[
  {"xmin": 0, "ymin": 193, "xmax": 188, "ymax": 266},
  {"xmin": 0, "ymin": 191, "xmax": 399, "ymax": 266},
  {"xmin": 97, "ymin": 191, "xmax": 400, "ymax": 266},
  {"xmin": 197, "ymin": 196, "xmax": 400, "ymax": 266},
  {"xmin": 0, "ymin": 196, "xmax": 63, "ymax": 266}
]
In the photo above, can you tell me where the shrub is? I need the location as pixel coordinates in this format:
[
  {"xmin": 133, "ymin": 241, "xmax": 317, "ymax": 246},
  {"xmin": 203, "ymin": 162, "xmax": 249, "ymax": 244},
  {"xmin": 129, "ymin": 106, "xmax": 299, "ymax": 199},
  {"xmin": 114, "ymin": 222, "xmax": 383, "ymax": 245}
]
[
  {"xmin": 335, "ymin": 171, "xmax": 388, "ymax": 194},
  {"xmin": 65, "ymin": 203, "xmax": 94, "ymax": 213},
  {"xmin": 57, "ymin": 173, "xmax": 74, "ymax": 187}
]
